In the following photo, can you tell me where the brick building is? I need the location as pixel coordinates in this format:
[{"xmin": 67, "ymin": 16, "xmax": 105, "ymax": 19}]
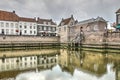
[
  {"xmin": 75, "ymin": 17, "xmax": 107, "ymax": 33},
  {"xmin": 58, "ymin": 15, "xmax": 77, "ymax": 43}
]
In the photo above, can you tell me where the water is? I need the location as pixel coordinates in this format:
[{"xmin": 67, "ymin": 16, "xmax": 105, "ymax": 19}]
[{"xmin": 0, "ymin": 48, "xmax": 119, "ymax": 80}]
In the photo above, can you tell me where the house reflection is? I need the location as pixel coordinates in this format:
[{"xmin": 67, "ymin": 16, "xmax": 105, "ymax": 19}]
[
  {"xmin": 59, "ymin": 49, "xmax": 107, "ymax": 76},
  {"xmin": 0, "ymin": 49, "xmax": 120, "ymax": 80},
  {"xmin": 0, "ymin": 49, "xmax": 60, "ymax": 79},
  {"xmin": 59, "ymin": 48, "xmax": 120, "ymax": 79}
]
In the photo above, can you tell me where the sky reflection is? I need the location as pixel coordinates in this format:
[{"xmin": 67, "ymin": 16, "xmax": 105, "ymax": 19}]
[{"xmin": 16, "ymin": 64, "xmax": 115, "ymax": 80}]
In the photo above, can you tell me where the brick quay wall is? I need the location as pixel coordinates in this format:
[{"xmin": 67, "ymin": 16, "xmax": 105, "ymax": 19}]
[
  {"xmin": 80, "ymin": 32, "xmax": 120, "ymax": 50},
  {"xmin": 0, "ymin": 35, "xmax": 60, "ymax": 43},
  {"xmin": 0, "ymin": 36, "xmax": 60, "ymax": 50},
  {"xmin": 83, "ymin": 32, "xmax": 120, "ymax": 44}
]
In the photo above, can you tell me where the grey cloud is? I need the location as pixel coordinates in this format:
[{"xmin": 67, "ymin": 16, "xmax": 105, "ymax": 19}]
[{"xmin": 0, "ymin": 0, "xmax": 120, "ymax": 23}]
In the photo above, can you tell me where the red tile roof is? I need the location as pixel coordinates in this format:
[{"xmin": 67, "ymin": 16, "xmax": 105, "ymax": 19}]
[
  {"xmin": 19, "ymin": 17, "xmax": 36, "ymax": 22},
  {"xmin": 59, "ymin": 15, "xmax": 74, "ymax": 26},
  {"xmin": 0, "ymin": 10, "xmax": 19, "ymax": 21},
  {"xmin": 37, "ymin": 18, "xmax": 56, "ymax": 25},
  {"xmin": 116, "ymin": 8, "xmax": 120, "ymax": 13}
]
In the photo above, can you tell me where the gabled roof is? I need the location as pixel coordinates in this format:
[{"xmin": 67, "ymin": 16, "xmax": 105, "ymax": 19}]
[
  {"xmin": 77, "ymin": 17, "xmax": 107, "ymax": 25},
  {"xmin": 116, "ymin": 8, "xmax": 120, "ymax": 13},
  {"xmin": 0, "ymin": 10, "xmax": 19, "ymax": 21},
  {"xmin": 37, "ymin": 18, "xmax": 56, "ymax": 25},
  {"xmin": 19, "ymin": 17, "xmax": 36, "ymax": 22},
  {"xmin": 59, "ymin": 15, "xmax": 74, "ymax": 26}
]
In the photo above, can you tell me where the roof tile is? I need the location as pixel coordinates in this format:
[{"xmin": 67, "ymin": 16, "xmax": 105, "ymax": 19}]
[
  {"xmin": 0, "ymin": 10, "xmax": 19, "ymax": 21},
  {"xmin": 37, "ymin": 18, "xmax": 56, "ymax": 25}
]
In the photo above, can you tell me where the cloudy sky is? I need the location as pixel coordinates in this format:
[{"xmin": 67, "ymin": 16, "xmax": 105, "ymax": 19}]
[{"xmin": 0, "ymin": 0, "xmax": 120, "ymax": 24}]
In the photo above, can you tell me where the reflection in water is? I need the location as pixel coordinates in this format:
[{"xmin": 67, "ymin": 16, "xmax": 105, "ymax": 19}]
[
  {"xmin": 0, "ymin": 48, "xmax": 119, "ymax": 80},
  {"xmin": 16, "ymin": 64, "xmax": 115, "ymax": 80}
]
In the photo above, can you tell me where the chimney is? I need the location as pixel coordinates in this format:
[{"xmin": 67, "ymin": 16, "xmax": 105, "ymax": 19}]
[
  {"xmin": 37, "ymin": 17, "xmax": 40, "ymax": 20},
  {"xmin": 13, "ymin": 10, "xmax": 15, "ymax": 13},
  {"xmin": 50, "ymin": 19, "xmax": 52, "ymax": 21},
  {"xmin": 71, "ymin": 14, "xmax": 73, "ymax": 18}
]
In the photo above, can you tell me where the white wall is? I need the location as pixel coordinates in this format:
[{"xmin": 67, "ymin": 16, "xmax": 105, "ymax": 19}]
[
  {"xmin": 19, "ymin": 21, "xmax": 37, "ymax": 35},
  {"xmin": 0, "ymin": 21, "xmax": 19, "ymax": 35}
]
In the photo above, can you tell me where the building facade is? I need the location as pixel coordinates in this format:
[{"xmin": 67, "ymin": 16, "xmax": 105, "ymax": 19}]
[
  {"xmin": 0, "ymin": 10, "xmax": 19, "ymax": 35},
  {"xmin": 37, "ymin": 18, "xmax": 57, "ymax": 36},
  {"xmin": 19, "ymin": 17, "xmax": 37, "ymax": 36},
  {"xmin": 58, "ymin": 15, "xmax": 77, "ymax": 43},
  {"xmin": 75, "ymin": 17, "xmax": 107, "ymax": 33},
  {"xmin": 0, "ymin": 10, "xmax": 37, "ymax": 36},
  {"xmin": 116, "ymin": 9, "xmax": 120, "ymax": 25},
  {"xmin": 116, "ymin": 8, "xmax": 120, "ymax": 30}
]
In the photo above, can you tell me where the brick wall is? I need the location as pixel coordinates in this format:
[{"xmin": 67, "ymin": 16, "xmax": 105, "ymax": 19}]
[{"xmin": 0, "ymin": 36, "xmax": 59, "ymax": 43}]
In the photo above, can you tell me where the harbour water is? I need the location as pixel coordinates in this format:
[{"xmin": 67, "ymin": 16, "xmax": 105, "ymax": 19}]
[{"xmin": 0, "ymin": 48, "xmax": 119, "ymax": 80}]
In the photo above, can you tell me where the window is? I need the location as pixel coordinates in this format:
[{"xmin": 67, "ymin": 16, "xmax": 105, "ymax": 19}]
[
  {"xmin": 24, "ymin": 30, "xmax": 27, "ymax": 33},
  {"xmin": 24, "ymin": 57, "xmax": 27, "ymax": 60},
  {"xmin": 30, "ymin": 31, "xmax": 32, "ymax": 34},
  {"xmin": 15, "ymin": 23, "xmax": 18, "ymax": 28},
  {"xmin": 2, "ymin": 29, "xmax": 4, "ymax": 34},
  {"xmin": 24, "ymin": 26, "xmax": 27, "ymax": 29},
  {"xmin": 39, "ymin": 26, "xmax": 42, "ymax": 30},
  {"xmin": 20, "ymin": 25, "xmax": 22, "ymax": 28},
  {"xmin": 1, "ymin": 22, "xmax": 4, "ymax": 27},
  {"xmin": 34, "ymin": 26, "xmax": 35, "ymax": 29},
  {"xmin": 118, "ymin": 15, "xmax": 120, "ymax": 24},
  {"xmin": 30, "ymin": 26, "xmax": 32, "ymax": 29},
  {"xmin": 44, "ymin": 26, "xmax": 47, "ymax": 30},
  {"xmin": 11, "ymin": 23, "xmax": 14, "ymax": 28},
  {"xmin": 48, "ymin": 27, "xmax": 50, "ymax": 31},
  {"xmin": 51, "ymin": 27, "xmax": 53, "ymax": 31},
  {"xmin": 11, "ymin": 29, "xmax": 14, "ymax": 34},
  {"xmin": 6, "ymin": 23, "xmax": 9, "ymax": 27},
  {"xmin": 42, "ymin": 26, "xmax": 44, "ymax": 30},
  {"xmin": 6, "ymin": 29, "xmax": 9, "ymax": 34},
  {"xmin": 46, "ymin": 26, "xmax": 48, "ymax": 31},
  {"xmin": 34, "ymin": 31, "xmax": 36, "ymax": 34}
]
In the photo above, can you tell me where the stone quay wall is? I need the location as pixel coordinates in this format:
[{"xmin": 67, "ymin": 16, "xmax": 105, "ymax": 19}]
[
  {"xmin": 0, "ymin": 35, "xmax": 60, "ymax": 43},
  {"xmin": 83, "ymin": 32, "xmax": 120, "ymax": 44}
]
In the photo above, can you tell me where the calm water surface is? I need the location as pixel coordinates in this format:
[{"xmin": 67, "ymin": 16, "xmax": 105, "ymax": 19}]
[{"xmin": 0, "ymin": 49, "xmax": 119, "ymax": 80}]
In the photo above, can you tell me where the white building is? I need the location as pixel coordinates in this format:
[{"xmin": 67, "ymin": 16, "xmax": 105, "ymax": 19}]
[
  {"xmin": 19, "ymin": 17, "xmax": 37, "ymax": 36},
  {"xmin": 37, "ymin": 18, "xmax": 57, "ymax": 36},
  {"xmin": 0, "ymin": 10, "xmax": 19, "ymax": 35},
  {"xmin": 0, "ymin": 10, "xmax": 37, "ymax": 36}
]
